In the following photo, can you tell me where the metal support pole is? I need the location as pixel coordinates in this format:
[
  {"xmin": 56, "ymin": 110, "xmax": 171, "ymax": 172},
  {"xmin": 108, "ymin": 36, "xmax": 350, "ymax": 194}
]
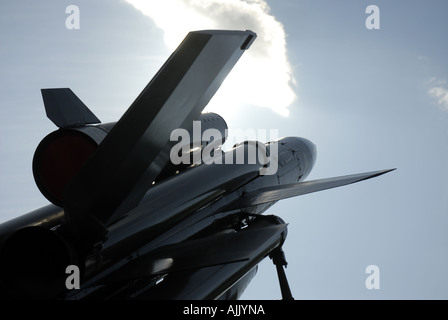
[{"xmin": 270, "ymin": 248, "xmax": 294, "ymax": 300}]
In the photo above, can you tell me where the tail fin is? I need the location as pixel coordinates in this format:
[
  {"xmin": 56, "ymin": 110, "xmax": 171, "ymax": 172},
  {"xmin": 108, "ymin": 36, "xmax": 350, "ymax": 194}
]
[{"xmin": 41, "ymin": 88, "xmax": 100, "ymax": 128}]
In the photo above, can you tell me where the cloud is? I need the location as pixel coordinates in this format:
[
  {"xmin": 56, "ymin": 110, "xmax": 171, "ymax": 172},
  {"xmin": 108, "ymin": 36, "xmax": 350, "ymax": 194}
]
[
  {"xmin": 124, "ymin": 0, "xmax": 296, "ymax": 117},
  {"xmin": 428, "ymin": 86, "xmax": 448, "ymax": 112}
]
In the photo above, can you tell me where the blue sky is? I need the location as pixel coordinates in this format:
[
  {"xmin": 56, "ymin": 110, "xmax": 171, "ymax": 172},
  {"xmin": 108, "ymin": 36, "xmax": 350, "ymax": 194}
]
[{"xmin": 1, "ymin": 0, "xmax": 448, "ymax": 299}]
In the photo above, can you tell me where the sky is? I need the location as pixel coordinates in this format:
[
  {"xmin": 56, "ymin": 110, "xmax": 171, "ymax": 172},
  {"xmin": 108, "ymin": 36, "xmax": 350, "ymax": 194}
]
[{"xmin": 1, "ymin": 0, "xmax": 448, "ymax": 300}]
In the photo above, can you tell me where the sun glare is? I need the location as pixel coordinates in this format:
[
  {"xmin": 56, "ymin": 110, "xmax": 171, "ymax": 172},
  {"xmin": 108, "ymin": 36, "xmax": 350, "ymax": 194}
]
[{"xmin": 125, "ymin": 0, "xmax": 296, "ymax": 117}]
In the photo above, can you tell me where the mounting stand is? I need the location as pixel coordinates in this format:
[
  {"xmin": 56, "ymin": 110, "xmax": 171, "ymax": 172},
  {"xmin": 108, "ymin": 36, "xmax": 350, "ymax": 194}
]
[{"xmin": 270, "ymin": 247, "xmax": 294, "ymax": 300}]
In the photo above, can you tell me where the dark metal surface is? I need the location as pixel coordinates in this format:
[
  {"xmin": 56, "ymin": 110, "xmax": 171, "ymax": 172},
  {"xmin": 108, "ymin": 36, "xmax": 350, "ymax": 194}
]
[
  {"xmin": 62, "ymin": 30, "xmax": 257, "ymax": 241},
  {"xmin": 32, "ymin": 127, "xmax": 107, "ymax": 206},
  {"xmin": 106, "ymin": 217, "xmax": 286, "ymax": 300},
  {"xmin": 0, "ymin": 204, "xmax": 63, "ymax": 244},
  {"xmin": 41, "ymin": 88, "xmax": 100, "ymax": 128}
]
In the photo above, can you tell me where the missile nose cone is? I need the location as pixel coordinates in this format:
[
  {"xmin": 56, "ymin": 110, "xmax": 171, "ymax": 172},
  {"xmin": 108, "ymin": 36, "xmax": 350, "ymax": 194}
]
[
  {"xmin": 278, "ymin": 137, "xmax": 316, "ymax": 180},
  {"xmin": 298, "ymin": 137, "xmax": 317, "ymax": 169}
]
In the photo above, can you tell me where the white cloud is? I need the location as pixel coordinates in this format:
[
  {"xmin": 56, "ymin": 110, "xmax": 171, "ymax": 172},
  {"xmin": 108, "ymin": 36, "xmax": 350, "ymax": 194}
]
[
  {"xmin": 124, "ymin": 0, "xmax": 296, "ymax": 117},
  {"xmin": 428, "ymin": 86, "xmax": 448, "ymax": 112}
]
